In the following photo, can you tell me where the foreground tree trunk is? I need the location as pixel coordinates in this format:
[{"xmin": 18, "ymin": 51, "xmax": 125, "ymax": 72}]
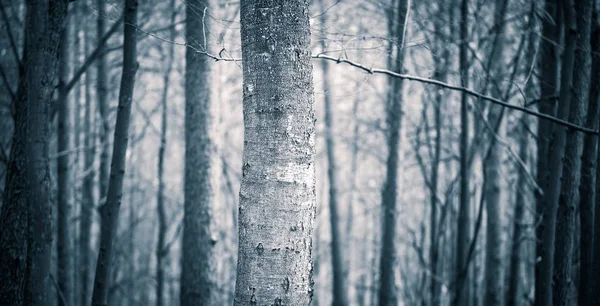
[
  {"xmin": 180, "ymin": 1, "xmax": 215, "ymax": 305},
  {"xmin": 90, "ymin": 1, "xmax": 138, "ymax": 304},
  {"xmin": 378, "ymin": 0, "xmax": 408, "ymax": 304},
  {"xmin": 537, "ymin": 0, "xmax": 577, "ymax": 305},
  {"xmin": 317, "ymin": 0, "xmax": 347, "ymax": 304},
  {"xmin": 234, "ymin": 0, "xmax": 316, "ymax": 304},
  {"xmin": 57, "ymin": 12, "xmax": 74, "ymax": 306},
  {"xmin": 581, "ymin": 9, "xmax": 600, "ymax": 306},
  {"xmin": 553, "ymin": 0, "xmax": 592, "ymax": 305},
  {"xmin": 534, "ymin": 1, "xmax": 561, "ymax": 306},
  {"xmin": 25, "ymin": 1, "xmax": 69, "ymax": 305},
  {"xmin": 0, "ymin": 52, "xmax": 27, "ymax": 306}
]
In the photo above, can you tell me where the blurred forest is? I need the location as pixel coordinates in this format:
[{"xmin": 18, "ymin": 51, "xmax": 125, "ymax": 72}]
[{"xmin": 0, "ymin": 0, "xmax": 599, "ymax": 305}]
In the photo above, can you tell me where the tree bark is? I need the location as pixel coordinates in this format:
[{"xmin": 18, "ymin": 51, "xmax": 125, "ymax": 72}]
[
  {"xmin": 552, "ymin": 1, "xmax": 592, "ymax": 305},
  {"xmin": 535, "ymin": 0, "xmax": 577, "ymax": 305},
  {"xmin": 24, "ymin": 0, "xmax": 68, "ymax": 305},
  {"xmin": 155, "ymin": 2, "xmax": 175, "ymax": 306},
  {"xmin": 454, "ymin": 0, "xmax": 471, "ymax": 304},
  {"xmin": 57, "ymin": 12, "xmax": 74, "ymax": 306},
  {"xmin": 180, "ymin": 0, "xmax": 215, "ymax": 305},
  {"xmin": 0, "ymin": 48, "xmax": 27, "ymax": 306},
  {"xmin": 378, "ymin": 1, "xmax": 408, "ymax": 305},
  {"xmin": 233, "ymin": 0, "xmax": 316, "ymax": 304},
  {"xmin": 90, "ymin": 0, "xmax": 138, "ymax": 304},
  {"xmin": 317, "ymin": 0, "xmax": 348, "ymax": 304},
  {"xmin": 534, "ymin": 1, "xmax": 561, "ymax": 305},
  {"xmin": 581, "ymin": 9, "xmax": 600, "ymax": 306}
]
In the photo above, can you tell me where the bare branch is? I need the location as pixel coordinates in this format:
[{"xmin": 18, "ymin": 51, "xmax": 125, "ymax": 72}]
[{"xmin": 0, "ymin": 0, "xmax": 21, "ymax": 66}]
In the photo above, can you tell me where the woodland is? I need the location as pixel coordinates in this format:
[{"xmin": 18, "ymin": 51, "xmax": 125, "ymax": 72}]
[{"xmin": 0, "ymin": 0, "xmax": 599, "ymax": 306}]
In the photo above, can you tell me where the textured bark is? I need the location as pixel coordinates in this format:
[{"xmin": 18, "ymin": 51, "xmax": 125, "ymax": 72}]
[
  {"xmin": 57, "ymin": 13, "xmax": 74, "ymax": 306},
  {"xmin": 483, "ymin": 0, "xmax": 509, "ymax": 305},
  {"xmin": 180, "ymin": 0, "xmax": 215, "ymax": 305},
  {"xmin": 96, "ymin": 0, "xmax": 110, "ymax": 200},
  {"xmin": 0, "ymin": 53, "xmax": 27, "ymax": 306},
  {"xmin": 454, "ymin": 0, "xmax": 471, "ymax": 304},
  {"xmin": 317, "ymin": 0, "xmax": 347, "ymax": 304},
  {"xmin": 234, "ymin": 0, "xmax": 316, "ymax": 304},
  {"xmin": 536, "ymin": 0, "xmax": 577, "ymax": 304},
  {"xmin": 25, "ymin": 1, "xmax": 68, "ymax": 305},
  {"xmin": 90, "ymin": 0, "xmax": 138, "ymax": 304},
  {"xmin": 80, "ymin": 18, "xmax": 95, "ymax": 306},
  {"xmin": 508, "ymin": 120, "xmax": 529, "ymax": 306},
  {"xmin": 534, "ymin": 1, "xmax": 561, "ymax": 305},
  {"xmin": 378, "ymin": 1, "xmax": 408, "ymax": 305},
  {"xmin": 581, "ymin": 10, "xmax": 600, "ymax": 306},
  {"xmin": 156, "ymin": 1, "xmax": 175, "ymax": 306},
  {"xmin": 553, "ymin": 1, "xmax": 592, "ymax": 305}
]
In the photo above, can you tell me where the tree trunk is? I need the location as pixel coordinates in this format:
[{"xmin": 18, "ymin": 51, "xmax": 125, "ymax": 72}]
[
  {"xmin": 536, "ymin": 0, "xmax": 577, "ymax": 304},
  {"xmin": 0, "ymin": 50, "xmax": 27, "ymax": 306},
  {"xmin": 90, "ymin": 0, "xmax": 138, "ymax": 304},
  {"xmin": 590, "ymin": 11, "xmax": 600, "ymax": 306},
  {"xmin": 180, "ymin": 1, "xmax": 215, "ymax": 305},
  {"xmin": 233, "ymin": 0, "xmax": 316, "ymax": 304},
  {"xmin": 534, "ymin": 0, "xmax": 561, "ymax": 304},
  {"xmin": 96, "ymin": 0, "xmax": 110, "ymax": 201},
  {"xmin": 317, "ymin": 0, "xmax": 348, "ymax": 304},
  {"xmin": 378, "ymin": 1, "xmax": 408, "ymax": 305},
  {"xmin": 24, "ymin": 0, "xmax": 68, "ymax": 304},
  {"xmin": 553, "ymin": 0, "xmax": 592, "ymax": 305},
  {"xmin": 57, "ymin": 12, "xmax": 74, "ymax": 306},
  {"xmin": 80, "ymin": 17, "xmax": 95, "ymax": 306},
  {"xmin": 483, "ymin": 0, "xmax": 509, "ymax": 305},
  {"xmin": 454, "ymin": 0, "xmax": 471, "ymax": 304},
  {"xmin": 156, "ymin": 1, "xmax": 175, "ymax": 306},
  {"xmin": 581, "ymin": 9, "xmax": 600, "ymax": 306},
  {"xmin": 507, "ymin": 119, "xmax": 529, "ymax": 306}
]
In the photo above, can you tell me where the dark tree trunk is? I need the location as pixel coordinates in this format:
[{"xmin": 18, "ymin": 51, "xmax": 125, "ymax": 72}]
[
  {"xmin": 96, "ymin": 0, "xmax": 110, "ymax": 201},
  {"xmin": 90, "ymin": 0, "xmax": 138, "ymax": 304},
  {"xmin": 24, "ymin": 0, "xmax": 69, "ymax": 304},
  {"xmin": 581, "ymin": 9, "xmax": 600, "ymax": 306},
  {"xmin": 534, "ymin": 0, "xmax": 561, "ymax": 304},
  {"xmin": 552, "ymin": 0, "xmax": 592, "ymax": 305},
  {"xmin": 233, "ymin": 0, "xmax": 316, "ymax": 304}
]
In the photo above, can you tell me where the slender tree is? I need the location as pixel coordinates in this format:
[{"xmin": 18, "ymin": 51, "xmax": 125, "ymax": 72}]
[
  {"xmin": 156, "ymin": 1, "xmax": 176, "ymax": 305},
  {"xmin": 378, "ymin": 0, "xmax": 409, "ymax": 304},
  {"xmin": 454, "ymin": 0, "xmax": 471, "ymax": 304},
  {"xmin": 96, "ymin": 0, "xmax": 110, "ymax": 201},
  {"xmin": 180, "ymin": 0, "xmax": 215, "ymax": 304},
  {"xmin": 483, "ymin": 0, "xmax": 509, "ymax": 304},
  {"xmin": 90, "ymin": 0, "xmax": 138, "ymax": 304},
  {"xmin": 234, "ymin": 0, "xmax": 316, "ymax": 304},
  {"xmin": 317, "ymin": 0, "xmax": 348, "ymax": 304},
  {"xmin": 57, "ymin": 11, "xmax": 74, "ymax": 306}
]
